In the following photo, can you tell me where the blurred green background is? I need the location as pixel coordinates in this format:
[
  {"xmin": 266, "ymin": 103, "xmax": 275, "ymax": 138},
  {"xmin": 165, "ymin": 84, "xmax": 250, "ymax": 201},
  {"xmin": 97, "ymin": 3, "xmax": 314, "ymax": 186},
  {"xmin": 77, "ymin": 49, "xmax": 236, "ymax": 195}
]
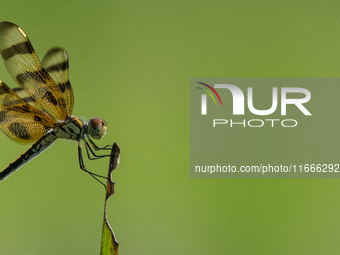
[{"xmin": 0, "ymin": 1, "xmax": 340, "ymax": 254}]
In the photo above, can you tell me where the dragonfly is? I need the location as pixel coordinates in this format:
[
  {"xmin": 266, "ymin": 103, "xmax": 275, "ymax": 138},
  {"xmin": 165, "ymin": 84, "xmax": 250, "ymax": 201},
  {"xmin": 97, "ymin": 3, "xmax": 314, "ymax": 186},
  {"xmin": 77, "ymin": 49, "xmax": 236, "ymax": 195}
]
[{"xmin": 0, "ymin": 21, "xmax": 111, "ymax": 186}]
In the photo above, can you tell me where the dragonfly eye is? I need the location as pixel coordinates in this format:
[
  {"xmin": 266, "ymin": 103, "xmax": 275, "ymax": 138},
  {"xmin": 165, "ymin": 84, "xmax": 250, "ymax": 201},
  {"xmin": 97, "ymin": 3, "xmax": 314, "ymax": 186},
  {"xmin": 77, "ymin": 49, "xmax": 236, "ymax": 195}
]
[{"xmin": 87, "ymin": 117, "xmax": 107, "ymax": 140}]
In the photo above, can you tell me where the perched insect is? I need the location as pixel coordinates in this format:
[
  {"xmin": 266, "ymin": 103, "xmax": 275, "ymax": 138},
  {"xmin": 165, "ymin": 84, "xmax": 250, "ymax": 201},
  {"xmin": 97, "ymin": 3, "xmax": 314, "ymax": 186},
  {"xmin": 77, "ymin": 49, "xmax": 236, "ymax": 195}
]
[{"xmin": 0, "ymin": 22, "xmax": 111, "ymax": 186}]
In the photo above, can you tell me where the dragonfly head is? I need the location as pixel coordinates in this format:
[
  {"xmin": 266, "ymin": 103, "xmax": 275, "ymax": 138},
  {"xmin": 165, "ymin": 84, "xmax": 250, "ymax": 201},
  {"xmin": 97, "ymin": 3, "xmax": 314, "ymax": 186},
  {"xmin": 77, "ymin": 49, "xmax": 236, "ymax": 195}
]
[{"xmin": 87, "ymin": 118, "xmax": 107, "ymax": 140}]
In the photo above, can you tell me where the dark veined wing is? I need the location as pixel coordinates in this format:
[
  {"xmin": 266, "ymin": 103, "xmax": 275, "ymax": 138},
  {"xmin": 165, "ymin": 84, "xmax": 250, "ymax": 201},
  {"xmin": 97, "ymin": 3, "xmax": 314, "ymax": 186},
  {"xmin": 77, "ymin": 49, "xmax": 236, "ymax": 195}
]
[
  {"xmin": 0, "ymin": 21, "xmax": 68, "ymax": 120},
  {"xmin": 0, "ymin": 80, "xmax": 56, "ymax": 144},
  {"xmin": 42, "ymin": 48, "xmax": 74, "ymax": 115},
  {"xmin": 11, "ymin": 87, "xmax": 43, "ymax": 110}
]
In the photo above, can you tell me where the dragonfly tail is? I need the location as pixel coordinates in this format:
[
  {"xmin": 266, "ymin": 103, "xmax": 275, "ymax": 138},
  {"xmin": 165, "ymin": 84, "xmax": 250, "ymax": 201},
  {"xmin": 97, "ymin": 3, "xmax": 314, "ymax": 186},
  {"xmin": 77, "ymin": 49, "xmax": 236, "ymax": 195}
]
[{"xmin": 0, "ymin": 132, "xmax": 57, "ymax": 182}]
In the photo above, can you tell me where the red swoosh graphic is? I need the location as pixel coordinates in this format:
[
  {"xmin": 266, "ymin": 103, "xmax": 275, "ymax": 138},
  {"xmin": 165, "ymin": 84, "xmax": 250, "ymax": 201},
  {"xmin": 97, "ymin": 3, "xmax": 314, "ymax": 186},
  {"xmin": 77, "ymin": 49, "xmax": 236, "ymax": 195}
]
[{"xmin": 197, "ymin": 82, "xmax": 222, "ymax": 106}]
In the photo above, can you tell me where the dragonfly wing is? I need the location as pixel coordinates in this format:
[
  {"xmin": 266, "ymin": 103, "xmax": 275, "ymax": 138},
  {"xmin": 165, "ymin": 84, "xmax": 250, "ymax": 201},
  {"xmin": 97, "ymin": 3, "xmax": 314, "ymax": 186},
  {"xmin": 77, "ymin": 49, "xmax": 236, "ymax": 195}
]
[
  {"xmin": 12, "ymin": 87, "xmax": 43, "ymax": 110},
  {"xmin": 0, "ymin": 21, "xmax": 69, "ymax": 120},
  {"xmin": 0, "ymin": 80, "xmax": 55, "ymax": 144},
  {"xmin": 42, "ymin": 48, "xmax": 74, "ymax": 115}
]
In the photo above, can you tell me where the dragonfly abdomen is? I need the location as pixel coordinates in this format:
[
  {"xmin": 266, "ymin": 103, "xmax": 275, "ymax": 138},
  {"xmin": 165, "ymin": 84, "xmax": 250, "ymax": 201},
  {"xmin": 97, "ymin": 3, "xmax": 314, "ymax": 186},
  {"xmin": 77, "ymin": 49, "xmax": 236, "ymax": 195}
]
[{"xmin": 0, "ymin": 130, "xmax": 57, "ymax": 181}]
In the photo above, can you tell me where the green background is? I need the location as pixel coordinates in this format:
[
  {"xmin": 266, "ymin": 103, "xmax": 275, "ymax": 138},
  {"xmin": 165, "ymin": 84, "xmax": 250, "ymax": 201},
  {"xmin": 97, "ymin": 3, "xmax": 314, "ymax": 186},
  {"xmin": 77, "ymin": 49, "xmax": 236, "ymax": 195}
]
[{"xmin": 0, "ymin": 1, "xmax": 339, "ymax": 254}]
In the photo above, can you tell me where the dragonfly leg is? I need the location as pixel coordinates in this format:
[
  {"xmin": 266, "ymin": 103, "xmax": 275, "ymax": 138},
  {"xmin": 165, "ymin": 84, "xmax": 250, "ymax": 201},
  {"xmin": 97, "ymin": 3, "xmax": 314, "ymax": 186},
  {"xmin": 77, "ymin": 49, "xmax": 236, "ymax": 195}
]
[
  {"xmin": 78, "ymin": 142, "xmax": 108, "ymax": 188},
  {"xmin": 84, "ymin": 139, "xmax": 111, "ymax": 160},
  {"xmin": 87, "ymin": 136, "xmax": 112, "ymax": 151}
]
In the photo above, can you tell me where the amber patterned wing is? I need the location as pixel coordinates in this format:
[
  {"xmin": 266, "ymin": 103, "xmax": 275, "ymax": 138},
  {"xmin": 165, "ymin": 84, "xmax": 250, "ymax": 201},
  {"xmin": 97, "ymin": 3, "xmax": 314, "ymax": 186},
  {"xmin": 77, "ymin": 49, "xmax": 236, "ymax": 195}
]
[
  {"xmin": 11, "ymin": 87, "xmax": 43, "ymax": 110},
  {"xmin": 42, "ymin": 48, "xmax": 74, "ymax": 115},
  {"xmin": 0, "ymin": 80, "xmax": 55, "ymax": 144},
  {"xmin": 0, "ymin": 21, "xmax": 69, "ymax": 120}
]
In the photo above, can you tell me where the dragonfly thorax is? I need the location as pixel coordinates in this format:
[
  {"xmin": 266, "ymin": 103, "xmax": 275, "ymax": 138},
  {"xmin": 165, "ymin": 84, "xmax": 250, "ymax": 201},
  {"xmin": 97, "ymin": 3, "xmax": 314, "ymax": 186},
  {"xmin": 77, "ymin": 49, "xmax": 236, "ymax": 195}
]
[{"xmin": 54, "ymin": 116, "xmax": 85, "ymax": 141}]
